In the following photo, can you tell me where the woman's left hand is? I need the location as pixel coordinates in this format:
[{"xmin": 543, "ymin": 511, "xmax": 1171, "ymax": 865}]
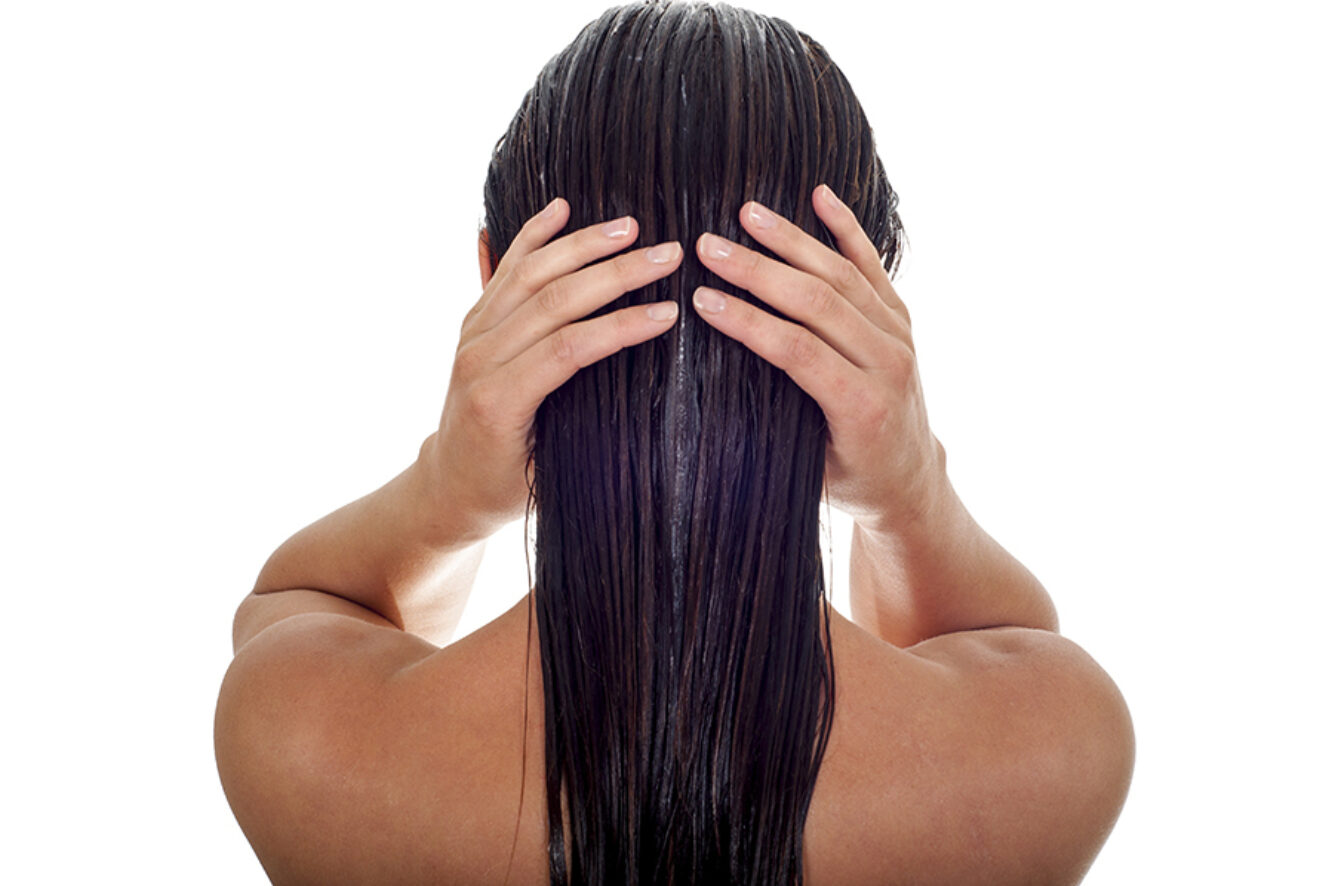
[
  {"xmin": 689, "ymin": 186, "xmax": 945, "ymax": 533},
  {"xmin": 420, "ymin": 198, "xmax": 683, "ymax": 542}
]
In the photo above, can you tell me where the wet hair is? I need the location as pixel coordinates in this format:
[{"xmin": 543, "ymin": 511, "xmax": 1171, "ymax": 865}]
[{"xmin": 481, "ymin": 2, "xmax": 905, "ymax": 883}]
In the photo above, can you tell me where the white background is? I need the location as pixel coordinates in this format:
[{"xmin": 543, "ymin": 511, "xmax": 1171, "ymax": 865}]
[{"xmin": 2, "ymin": 0, "xmax": 1330, "ymax": 882}]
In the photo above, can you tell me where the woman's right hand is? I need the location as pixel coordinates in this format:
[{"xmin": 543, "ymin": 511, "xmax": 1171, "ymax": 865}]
[
  {"xmin": 690, "ymin": 185, "xmax": 947, "ymax": 533},
  {"xmin": 424, "ymin": 199, "xmax": 682, "ymax": 541}
]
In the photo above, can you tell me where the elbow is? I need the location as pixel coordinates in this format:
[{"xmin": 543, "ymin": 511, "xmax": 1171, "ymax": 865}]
[
  {"xmin": 1034, "ymin": 591, "xmax": 1061, "ymax": 634},
  {"xmin": 231, "ymin": 592, "xmax": 265, "ymax": 653}
]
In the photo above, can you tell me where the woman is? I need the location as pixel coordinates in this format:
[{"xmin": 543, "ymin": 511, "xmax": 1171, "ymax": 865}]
[{"xmin": 214, "ymin": 2, "xmax": 1134, "ymax": 883}]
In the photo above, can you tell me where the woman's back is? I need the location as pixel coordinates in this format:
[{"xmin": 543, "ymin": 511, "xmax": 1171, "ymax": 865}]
[
  {"xmin": 215, "ymin": 4, "xmax": 1133, "ymax": 881},
  {"xmin": 217, "ymin": 596, "xmax": 1132, "ymax": 885}
]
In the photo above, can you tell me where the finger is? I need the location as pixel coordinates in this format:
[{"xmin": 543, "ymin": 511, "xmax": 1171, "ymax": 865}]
[
  {"xmin": 475, "ymin": 213, "xmax": 641, "ymax": 334},
  {"xmin": 490, "ymin": 300, "xmax": 680, "ymax": 417},
  {"xmin": 462, "ymin": 198, "xmax": 569, "ymax": 332},
  {"xmin": 695, "ymin": 231, "xmax": 889, "ymax": 367},
  {"xmin": 481, "ymin": 241, "xmax": 683, "ymax": 366},
  {"xmin": 689, "ymin": 284, "xmax": 867, "ymax": 426},
  {"xmin": 484, "ymin": 197, "xmax": 570, "ymax": 294},
  {"xmin": 812, "ymin": 184, "xmax": 911, "ymax": 326},
  {"xmin": 737, "ymin": 199, "xmax": 901, "ymax": 335}
]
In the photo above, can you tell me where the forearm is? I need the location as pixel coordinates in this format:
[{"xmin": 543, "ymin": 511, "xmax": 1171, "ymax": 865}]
[
  {"xmin": 849, "ymin": 469, "xmax": 1059, "ymax": 648},
  {"xmin": 249, "ymin": 433, "xmax": 488, "ymax": 643}
]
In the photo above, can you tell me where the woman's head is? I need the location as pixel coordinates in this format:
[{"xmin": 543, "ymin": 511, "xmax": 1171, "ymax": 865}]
[
  {"xmin": 482, "ymin": 3, "xmax": 903, "ymax": 883},
  {"xmin": 483, "ymin": 1, "xmax": 904, "ymax": 287}
]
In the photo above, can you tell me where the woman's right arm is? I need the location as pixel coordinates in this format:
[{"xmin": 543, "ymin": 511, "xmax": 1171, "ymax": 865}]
[{"xmin": 847, "ymin": 470, "xmax": 1059, "ymax": 647}]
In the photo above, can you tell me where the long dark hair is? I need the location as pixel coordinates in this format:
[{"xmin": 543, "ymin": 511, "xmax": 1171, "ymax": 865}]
[{"xmin": 481, "ymin": 2, "xmax": 905, "ymax": 883}]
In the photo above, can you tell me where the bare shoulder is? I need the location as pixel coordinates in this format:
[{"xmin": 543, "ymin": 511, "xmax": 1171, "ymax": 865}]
[
  {"xmin": 809, "ymin": 615, "xmax": 1135, "ymax": 885},
  {"xmin": 214, "ymin": 603, "xmax": 1132, "ymax": 885},
  {"xmin": 214, "ymin": 608, "xmax": 543, "ymax": 885}
]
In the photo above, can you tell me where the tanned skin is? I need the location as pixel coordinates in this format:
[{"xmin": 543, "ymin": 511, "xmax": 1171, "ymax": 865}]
[{"xmin": 216, "ymin": 188, "xmax": 1133, "ymax": 884}]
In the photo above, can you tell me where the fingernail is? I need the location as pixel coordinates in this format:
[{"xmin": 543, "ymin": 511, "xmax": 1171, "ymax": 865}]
[
  {"xmin": 646, "ymin": 301, "xmax": 678, "ymax": 322},
  {"xmin": 693, "ymin": 286, "xmax": 726, "ymax": 313},
  {"xmin": 541, "ymin": 198, "xmax": 561, "ymax": 219},
  {"xmin": 603, "ymin": 217, "xmax": 633, "ymax": 238},
  {"xmin": 818, "ymin": 184, "xmax": 841, "ymax": 208},
  {"xmin": 747, "ymin": 202, "xmax": 777, "ymax": 229},
  {"xmin": 701, "ymin": 233, "xmax": 733, "ymax": 259},
  {"xmin": 646, "ymin": 242, "xmax": 681, "ymax": 264}
]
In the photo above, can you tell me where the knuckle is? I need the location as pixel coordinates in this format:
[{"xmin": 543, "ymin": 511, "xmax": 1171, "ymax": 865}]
[
  {"xmin": 862, "ymin": 390, "xmax": 892, "ymax": 432},
  {"xmin": 612, "ymin": 251, "xmax": 642, "ymax": 286},
  {"xmin": 548, "ymin": 326, "xmax": 581, "ymax": 366},
  {"xmin": 884, "ymin": 343, "xmax": 917, "ymax": 393},
  {"xmin": 611, "ymin": 304, "xmax": 639, "ymax": 334},
  {"xmin": 834, "ymin": 256, "xmax": 863, "ymax": 294},
  {"xmin": 743, "ymin": 248, "xmax": 766, "ymax": 279},
  {"xmin": 536, "ymin": 278, "xmax": 570, "ymax": 316},
  {"xmin": 782, "ymin": 326, "xmax": 821, "ymax": 369},
  {"xmin": 459, "ymin": 306, "xmax": 479, "ymax": 336},
  {"xmin": 802, "ymin": 278, "xmax": 839, "ymax": 318},
  {"xmin": 511, "ymin": 255, "xmax": 539, "ymax": 293},
  {"xmin": 463, "ymin": 381, "xmax": 500, "ymax": 428},
  {"xmin": 836, "ymin": 378, "xmax": 889, "ymax": 438},
  {"xmin": 893, "ymin": 339, "xmax": 917, "ymax": 371},
  {"xmin": 580, "ymin": 226, "xmax": 618, "ymax": 260},
  {"xmin": 734, "ymin": 297, "xmax": 764, "ymax": 333},
  {"xmin": 453, "ymin": 342, "xmax": 487, "ymax": 381},
  {"xmin": 885, "ymin": 309, "xmax": 914, "ymax": 344},
  {"xmin": 824, "ymin": 371, "xmax": 857, "ymax": 418}
]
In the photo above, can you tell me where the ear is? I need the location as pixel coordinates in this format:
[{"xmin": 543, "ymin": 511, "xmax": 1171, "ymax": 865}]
[{"xmin": 478, "ymin": 228, "xmax": 499, "ymax": 288}]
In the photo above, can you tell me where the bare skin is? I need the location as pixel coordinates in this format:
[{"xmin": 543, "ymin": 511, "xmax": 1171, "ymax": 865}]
[{"xmin": 215, "ymin": 189, "xmax": 1134, "ymax": 884}]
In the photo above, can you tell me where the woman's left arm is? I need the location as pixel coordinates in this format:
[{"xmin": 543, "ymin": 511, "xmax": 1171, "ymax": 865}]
[
  {"xmin": 236, "ymin": 436, "xmax": 488, "ymax": 650},
  {"xmin": 232, "ymin": 198, "xmax": 684, "ymax": 651}
]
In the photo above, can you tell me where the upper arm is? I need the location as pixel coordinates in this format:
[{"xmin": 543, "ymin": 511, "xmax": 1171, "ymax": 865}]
[
  {"xmin": 231, "ymin": 588, "xmax": 402, "ymax": 652},
  {"xmin": 215, "ymin": 604, "xmax": 439, "ymax": 882},
  {"xmin": 906, "ymin": 628, "xmax": 1135, "ymax": 884}
]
